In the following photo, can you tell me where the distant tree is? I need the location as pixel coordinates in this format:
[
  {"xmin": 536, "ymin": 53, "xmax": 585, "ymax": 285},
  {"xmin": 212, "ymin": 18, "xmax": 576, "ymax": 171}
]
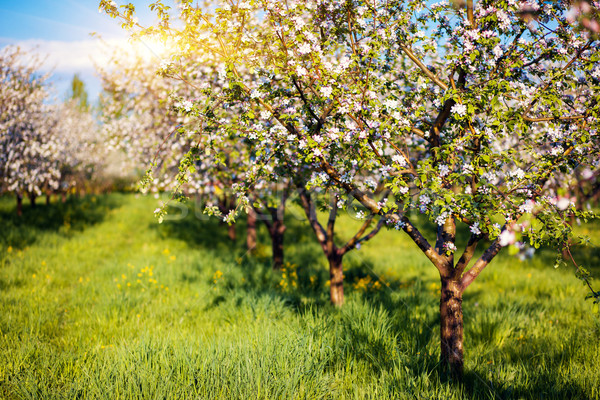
[
  {"xmin": 0, "ymin": 46, "xmax": 61, "ymax": 214},
  {"xmin": 67, "ymin": 74, "xmax": 89, "ymax": 112}
]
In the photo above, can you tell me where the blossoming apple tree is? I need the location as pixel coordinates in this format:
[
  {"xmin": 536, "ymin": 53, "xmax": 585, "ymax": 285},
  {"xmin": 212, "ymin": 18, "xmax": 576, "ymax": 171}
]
[
  {"xmin": 0, "ymin": 46, "xmax": 62, "ymax": 214},
  {"xmin": 100, "ymin": 0, "xmax": 600, "ymax": 379}
]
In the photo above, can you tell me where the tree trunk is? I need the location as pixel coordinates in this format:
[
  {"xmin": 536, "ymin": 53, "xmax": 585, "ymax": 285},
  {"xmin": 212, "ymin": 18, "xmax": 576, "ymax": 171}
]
[
  {"xmin": 440, "ymin": 278, "xmax": 464, "ymax": 380},
  {"xmin": 328, "ymin": 253, "xmax": 344, "ymax": 306},
  {"xmin": 46, "ymin": 192, "xmax": 51, "ymax": 205},
  {"xmin": 269, "ymin": 220, "xmax": 285, "ymax": 269},
  {"xmin": 29, "ymin": 193, "xmax": 37, "ymax": 208},
  {"xmin": 16, "ymin": 194, "xmax": 23, "ymax": 216},
  {"xmin": 227, "ymin": 223, "xmax": 236, "ymax": 242},
  {"xmin": 246, "ymin": 209, "xmax": 257, "ymax": 253},
  {"xmin": 61, "ymin": 192, "xmax": 67, "ymax": 203}
]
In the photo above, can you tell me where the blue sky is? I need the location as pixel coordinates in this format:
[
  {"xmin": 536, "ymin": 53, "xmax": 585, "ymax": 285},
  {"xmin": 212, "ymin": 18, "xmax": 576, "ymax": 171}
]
[{"xmin": 0, "ymin": 0, "xmax": 170, "ymax": 103}]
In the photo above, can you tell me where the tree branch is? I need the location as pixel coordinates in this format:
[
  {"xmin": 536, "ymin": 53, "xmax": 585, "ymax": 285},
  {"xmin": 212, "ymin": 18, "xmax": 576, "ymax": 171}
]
[
  {"xmin": 298, "ymin": 187, "xmax": 328, "ymax": 252},
  {"xmin": 399, "ymin": 44, "xmax": 449, "ymax": 91},
  {"xmin": 317, "ymin": 157, "xmax": 444, "ymax": 269},
  {"xmin": 466, "ymin": 0, "xmax": 475, "ymax": 27},
  {"xmin": 455, "ymin": 233, "xmax": 480, "ymax": 274},
  {"xmin": 460, "ymin": 239, "xmax": 503, "ymax": 291},
  {"xmin": 340, "ymin": 217, "xmax": 384, "ymax": 255}
]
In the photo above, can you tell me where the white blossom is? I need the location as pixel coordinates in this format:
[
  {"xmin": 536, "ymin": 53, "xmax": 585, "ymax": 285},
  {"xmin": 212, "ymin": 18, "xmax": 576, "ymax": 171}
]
[{"xmin": 451, "ymin": 103, "xmax": 467, "ymax": 117}]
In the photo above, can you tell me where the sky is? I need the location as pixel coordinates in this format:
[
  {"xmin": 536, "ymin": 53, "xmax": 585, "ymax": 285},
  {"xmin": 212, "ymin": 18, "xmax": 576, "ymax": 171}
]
[{"xmin": 0, "ymin": 0, "xmax": 172, "ymax": 103}]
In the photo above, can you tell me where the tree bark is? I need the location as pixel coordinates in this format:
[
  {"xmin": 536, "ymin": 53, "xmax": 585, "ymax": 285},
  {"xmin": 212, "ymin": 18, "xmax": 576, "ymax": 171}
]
[
  {"xmin": 440, "ymin": 277, "xmax": 464, "ymax": 380},
  {"xmin": 246, "ymin": 209, "xmax": 257, "ymax": 253},
  {"xmin": 269, "ymin": 220, "xmax": 286, "ymax": 269},
  {"xmin": 227, "ymin": 223, "xmax": 237, "ymax": 242},
  {"xmin": 29, "ymin": 193, "xmax": 37, "ymax": 208},
  {"xmin": 328, "ymin": 253, "xmax": 344, "ymax": 306},
  {"xmin": 16, "ymin": 194, "xmax": 23, "ymax": 216},
  {"xmin": 46, "ymin": 192, "xmax": 51, "ymax": 205}
]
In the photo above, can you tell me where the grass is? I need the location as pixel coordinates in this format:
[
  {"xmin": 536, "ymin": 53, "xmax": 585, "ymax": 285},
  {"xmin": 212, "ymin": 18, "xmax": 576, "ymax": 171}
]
[{"xmin": 0, "ymin": 193, "xmax": 599, "ymax": 399}]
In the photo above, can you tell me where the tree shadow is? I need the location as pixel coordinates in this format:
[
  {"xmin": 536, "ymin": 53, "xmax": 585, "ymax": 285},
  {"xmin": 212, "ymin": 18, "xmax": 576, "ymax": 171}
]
[
  {"xmin": 155, "ymin": 211, "xmax": 239, "ymax": 253},
  {"xmin": 458, "ymin": 334, "xmax": 597, "ymax": 399},
  {"xmin": 153, "ymin": 202, "xmax": 600, "ymax": 398},
  {"xmin": 0, "ymin": 194, "xmax": 122, "ymax": 251}
]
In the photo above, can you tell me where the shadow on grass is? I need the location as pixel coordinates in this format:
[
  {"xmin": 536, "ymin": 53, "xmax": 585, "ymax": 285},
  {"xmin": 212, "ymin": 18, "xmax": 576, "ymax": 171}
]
[
  {"xmin": 153, "ymin": 202, "xmax": 600, "ymax": 399},
  {"xmin": 0, "ymin": 194, "xmax": 122, "ymax": 250},
  {"xmin": 155, "ymin": 210, "xmax": 240, "ymax": 253}
]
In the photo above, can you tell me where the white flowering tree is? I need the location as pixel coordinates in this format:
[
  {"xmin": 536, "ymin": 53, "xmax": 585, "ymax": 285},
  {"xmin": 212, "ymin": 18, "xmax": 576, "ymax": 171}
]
[
  {"xmin": 0, "ymin": 46, "xmax": 62, "ymax": 215},
  {"xmin": 100, "ymin": 0, "xmax": 600, "ymax": 379},
  {"xmin": 296, "ymin": 183, "xmax": 385, "ymax": 305},
  {"xmin": 97, "ymin": 49, "xmax": 182, "ymax": 195},
  {"xmin": 53, "ymin": 98, "xmax": 105, "ymax": 197}
]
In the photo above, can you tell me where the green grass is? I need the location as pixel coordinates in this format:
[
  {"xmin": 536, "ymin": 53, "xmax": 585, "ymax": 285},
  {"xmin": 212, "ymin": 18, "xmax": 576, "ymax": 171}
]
[{"xmin": 0, "ymin": 193, "xmax": 599, "ymax": 399}]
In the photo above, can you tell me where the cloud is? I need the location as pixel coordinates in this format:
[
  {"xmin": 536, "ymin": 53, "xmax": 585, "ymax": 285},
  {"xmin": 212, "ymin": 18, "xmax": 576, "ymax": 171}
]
[
  {"xmin": 3, "ymin": 37, "xmax": 168, "ymax": 74},
  {"xmin": 1, "ymin": 35, "xmax": 172, "ymax": 103}
]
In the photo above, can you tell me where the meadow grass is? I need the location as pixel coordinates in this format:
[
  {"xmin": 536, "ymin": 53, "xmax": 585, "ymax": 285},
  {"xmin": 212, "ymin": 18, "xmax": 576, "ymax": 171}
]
[{"xmin": 0, "ymin": 193, "xmax": 599, "ymax": 399}]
